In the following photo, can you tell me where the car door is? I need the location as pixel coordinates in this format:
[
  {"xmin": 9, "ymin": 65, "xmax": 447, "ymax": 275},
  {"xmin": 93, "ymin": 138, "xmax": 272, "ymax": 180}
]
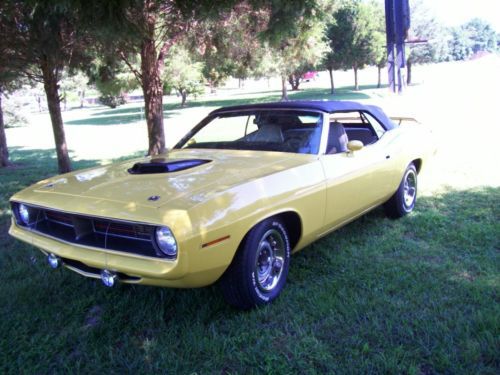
[{"xmin": 319, "ymin": 112, "xmax": 399, "ymax": 233}]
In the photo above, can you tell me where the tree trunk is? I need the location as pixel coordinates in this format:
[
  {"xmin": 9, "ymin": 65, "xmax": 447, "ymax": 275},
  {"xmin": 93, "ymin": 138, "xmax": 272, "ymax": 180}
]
[
  {"xmin": 328, "ymin": 68, "xmax": 335, "ymax": 94},
  {"xmin": 288, "ymin": 75, "xmax": 300, "ymax": 91},
  {"xmin": 141, "ymin": 38, "xmax": 166, "ymax": 156},
  {"xmin": 0, "ymin": 91, "xmax": 10, "ymax": 167},
  {"xmin": 281, "ymin": 75, "xmax": 289, "ymax": 101},
  {"xmin": 180, "ymin": 90, "xmax": 187, "ymax": 107},
  {"xmin": 40, "ymin": 61, "xmax": 71, "ymax": 173},
  {"xmin": 208, "ymin": 80, "xmax": 216, "ymax": 94},
  {"xmin": 80, "ymin": 89, "xmax": 85, "ymax": 108},
  {"xmin": 353, "ymin": 66, "xmax": 359, "ymax": 91},
  {"xmin": 377, "ymin": 66, "xmax": 382, "ymax": 88},
  {"xmin": 407, "ymin": 60, "xmax": 412, "ymax": 85}
]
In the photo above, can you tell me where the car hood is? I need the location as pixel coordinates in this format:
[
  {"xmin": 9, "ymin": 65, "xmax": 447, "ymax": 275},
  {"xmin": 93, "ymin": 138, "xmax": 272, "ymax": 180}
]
[{"xmin": 16, "ymin": 149, "xmax": 315, "ymax": 211}]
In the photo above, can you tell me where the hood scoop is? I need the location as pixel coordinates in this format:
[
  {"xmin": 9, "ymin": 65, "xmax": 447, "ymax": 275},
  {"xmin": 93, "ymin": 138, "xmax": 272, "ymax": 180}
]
[{"xmin": 128, "ymin": 158, "xmax": 211, "ymax": 175}]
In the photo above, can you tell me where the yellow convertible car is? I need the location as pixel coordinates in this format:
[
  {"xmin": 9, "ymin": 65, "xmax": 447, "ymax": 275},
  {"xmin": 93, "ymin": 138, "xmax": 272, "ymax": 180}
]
[{"xmin": 9, "ymin": 101, "xmax": 432, "ymax": 309}]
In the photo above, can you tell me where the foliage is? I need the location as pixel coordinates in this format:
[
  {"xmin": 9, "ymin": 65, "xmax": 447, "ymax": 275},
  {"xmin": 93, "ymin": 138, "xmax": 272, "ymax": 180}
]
[
  {"xmin": 326, "ymin": 1, "xmax": 377, "ymax": 70},
  {"xmin": 87, "ymin": 57, "xmax": 138, "ymax": 108},
  {"xmin": 462, "ymin": 18, "xmax": 498, "ymax": 54},
  {"xmin": 191, "ymin": 2, "xmax": 269, "ymax": 91},
  {"xmin": 369, "ymin": 1, "xmax": 387, "ymax": 68},
  {"xmin": 77, "ymin": 0, "xmax": 247, "ymax": 155},
  {"xmin": 2, "ymin": 93, "xmax": 29, "ymax": 128},
  {"xmin": 446, "ymin": 18, "xmax": 497, "ymax": 62},
  {"xmin": 276, "ymin": 18, "xmax": 328, "ymax": 79},
  {"xmin": 406, "ymin": 0, "xmax": 449, "ymax": 66},
  {"xmin": 448, "ymin": 27, "xmax": 473, "ymax": 61},
  {"xmin": 163, "ymin": 45, "xmax": 205, "ymax": 106},
  {"xmin": 325, "ymin": 0, "xmax": 379, "ymax": 90},
  {"xmin": 60, "ymin": 71, "xmax": 90, "ymax": 108},
  {"xmin": 0, "ymin": 0, "xmax": 93, "ymax": 172},
  {"xmin": 264, "ymin": 0, "xmax": 330, "ymax": 98},
  {"xmin": 98, "ymin": 94, "xmax": 126, "ymax": 109}
]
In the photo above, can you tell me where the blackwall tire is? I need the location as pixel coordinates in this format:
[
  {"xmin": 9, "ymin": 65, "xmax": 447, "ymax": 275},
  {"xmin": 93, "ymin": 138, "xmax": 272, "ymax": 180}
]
[
  {"xmin": 384, "ymin": 163, "xmax": 418, "ymax": 219},
  {"xmin": 220, "ymin": 218, "xmax": 291, "ymax": 310}
]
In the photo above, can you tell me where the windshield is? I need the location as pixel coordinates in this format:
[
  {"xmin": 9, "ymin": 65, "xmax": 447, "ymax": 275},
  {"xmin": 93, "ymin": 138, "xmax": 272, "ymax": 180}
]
[{"xmin": 174, "ymin": 110, "xmax": 324, "ymax": 154}]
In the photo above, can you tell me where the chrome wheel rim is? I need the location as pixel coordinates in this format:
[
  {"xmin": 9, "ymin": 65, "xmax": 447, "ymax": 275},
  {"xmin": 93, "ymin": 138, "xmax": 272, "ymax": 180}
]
[
  {"xmin": 403, "ymin": 169, "xmax": 417, "ymax": 208},
  {"xmin": 255, "ymin": 229, "xmax": 285, "ymax": 292}
]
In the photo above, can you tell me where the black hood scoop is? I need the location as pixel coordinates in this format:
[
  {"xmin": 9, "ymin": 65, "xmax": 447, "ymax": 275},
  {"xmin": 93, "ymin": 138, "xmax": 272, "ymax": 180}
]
[{"xmin": 128, "ymin": 158, "xmax": 211, "ymax": 174}]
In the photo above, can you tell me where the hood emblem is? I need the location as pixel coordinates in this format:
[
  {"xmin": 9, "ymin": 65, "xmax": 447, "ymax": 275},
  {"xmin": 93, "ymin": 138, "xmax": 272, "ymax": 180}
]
[{"xmin": 148, "ymin": 195, "xmax": 161, "ymax": 202}]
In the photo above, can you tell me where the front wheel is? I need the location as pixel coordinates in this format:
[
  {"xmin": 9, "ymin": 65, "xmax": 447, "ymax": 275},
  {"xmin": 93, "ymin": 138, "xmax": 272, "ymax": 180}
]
[
  {"xmin": 220, "ymin": 218, "xmax": 291, "ymax": 310},
  {"xmin": 384, "ymin": 163, "xmax": 418, "ymax": 218}
]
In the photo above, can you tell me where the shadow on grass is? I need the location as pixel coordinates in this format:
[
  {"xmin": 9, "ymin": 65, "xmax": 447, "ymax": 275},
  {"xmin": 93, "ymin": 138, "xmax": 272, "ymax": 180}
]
[
  {"xmin": 65, "ymin": 113, "xmax": 144, "ymax": 126},
  {"xmin": 90, "ymin": 86, "xmax": 374, "ymax": 118}
]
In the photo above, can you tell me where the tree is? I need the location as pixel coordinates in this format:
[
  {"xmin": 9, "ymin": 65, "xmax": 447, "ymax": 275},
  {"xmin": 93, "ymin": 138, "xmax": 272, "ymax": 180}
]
[
  {"xmin": 80, "ymin": 0, "xmax": 246, "ymax": 156},
  {"xmin": 60, "ymin": 71, "xmax": 90, "ymax": 109},
  {"xmin": 463, "ymin": 18, "xmax": 497, "ymax": 54},
  {"xmin": 88, "ymin": 56, "xmax": 139, "ymax": 108},
  {"xmin": 369, "ymin": 1, "xmax": 386, "ymax": 89},
  {"xmin": 0, "ymin": 0, "xmax": 91, "ymax": 173},
  {"xmin": 191, "ymin": 2, "xmax": 270, "ymax": 92},
  {"xmin": 263, "ymin": 0, "xmax": 329, "ymax": 100},
  {"xmin": 447, "ymin": 19, "xmax": 497, "ymax": 62},
  {"xmin": 325, "ymin": 0, "xmax": 378, "ymax": 91},
  {"xmin": 0, "ymin": 44, "xmax": 22, "ymax": 167},
  {"xmin": 287, "ymin": 62, "xmax": 315, "ymax": 91},
  {"xmin": 274, "ymin": 22, "xmax": 327, "ymax": 99},
  {"xmin": 406, "ymin": 0, "xmax": 449, "ymax": 85},
  {"xmin": 251, "ymin": 49, "xmax": 280, "ymax": 87},
  {"xmin": 448, "ymin": 27, "xmax": 473, "ymax": 61},
  {"xmin": 163, "ymin": 45, "xmax": 205, "ymax": 106}
]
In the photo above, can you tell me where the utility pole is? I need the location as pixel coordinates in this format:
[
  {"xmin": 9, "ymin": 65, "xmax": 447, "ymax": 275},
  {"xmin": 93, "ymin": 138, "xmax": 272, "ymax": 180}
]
[{"xmin": 385, "ymin": 0, "xmax": 410, "ymax": 93}]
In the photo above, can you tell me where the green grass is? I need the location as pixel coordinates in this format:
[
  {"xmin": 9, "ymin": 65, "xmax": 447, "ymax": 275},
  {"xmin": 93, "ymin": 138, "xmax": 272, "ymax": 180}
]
[
  {"xmin": 1, "ymin": 72, "xmax": 499, "ymax": 373},
  {"xmin": 64, "ymin": 86, "xmax": 371, "ymax": 127},
  {"xmin": 0, "ymin": 150, "xmax": 499, "ymax": 374}
]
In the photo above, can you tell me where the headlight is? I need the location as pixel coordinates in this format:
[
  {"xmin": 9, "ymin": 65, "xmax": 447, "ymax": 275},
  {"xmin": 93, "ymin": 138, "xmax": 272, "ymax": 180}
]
[
  {"xmin": 155, "ymin": 226, "xmax": 177, "ymax": 258},
  {"xmin": 18, "ymin": 204, "xmax": 30, "ymax": 225}
]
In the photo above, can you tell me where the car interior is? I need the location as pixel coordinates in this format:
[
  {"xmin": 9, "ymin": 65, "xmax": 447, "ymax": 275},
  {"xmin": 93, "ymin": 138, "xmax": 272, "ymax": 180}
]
[{"xmin": 326, "ymin": 111, "xmax": 382, "ymax": 154}]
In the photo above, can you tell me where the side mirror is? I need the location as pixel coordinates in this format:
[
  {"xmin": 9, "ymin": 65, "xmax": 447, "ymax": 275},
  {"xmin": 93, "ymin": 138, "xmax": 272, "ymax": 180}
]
[{"xmin": 347, "ymin": 140, "xmax": 364, "ymax": 152}]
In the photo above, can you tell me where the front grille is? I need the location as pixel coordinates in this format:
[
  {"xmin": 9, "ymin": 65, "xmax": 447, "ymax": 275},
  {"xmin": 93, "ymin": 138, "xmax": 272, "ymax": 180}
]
[{"xmin": 12, "ymin": 203, "xmax": 165, "ymax": 259}]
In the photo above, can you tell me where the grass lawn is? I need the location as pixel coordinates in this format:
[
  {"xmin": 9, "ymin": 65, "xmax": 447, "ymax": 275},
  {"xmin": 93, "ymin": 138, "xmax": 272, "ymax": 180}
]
[{"xmin": 0, "ymin": 58, "xmax": 499, "ymax": 373}]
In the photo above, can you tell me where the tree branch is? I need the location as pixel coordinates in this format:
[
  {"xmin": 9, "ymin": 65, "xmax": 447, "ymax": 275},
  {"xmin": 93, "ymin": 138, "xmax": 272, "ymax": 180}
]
[{"xmin": 119, "ymin": 51, "xmax": 142, "ymax": 82}]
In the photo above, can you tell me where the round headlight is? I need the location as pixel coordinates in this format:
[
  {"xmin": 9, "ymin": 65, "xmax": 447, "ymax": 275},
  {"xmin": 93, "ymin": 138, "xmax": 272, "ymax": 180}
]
[
  {"xmin": 155, "ymin": 226, "xmax": 177, "ymax": 258},
  {"xmin": 18, "ymin": 204, "xmax": 30, "ymax": 225}
]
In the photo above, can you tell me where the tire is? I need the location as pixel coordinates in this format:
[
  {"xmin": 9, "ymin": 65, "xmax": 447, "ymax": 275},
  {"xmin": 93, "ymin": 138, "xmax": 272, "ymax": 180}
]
[
  {"xmin": 384, "ymin": 163, "xmax": 418, "ymax": 219},
  {"xmin": 220, "ymin": 218, "xmax": 291, "ymax": 310}
]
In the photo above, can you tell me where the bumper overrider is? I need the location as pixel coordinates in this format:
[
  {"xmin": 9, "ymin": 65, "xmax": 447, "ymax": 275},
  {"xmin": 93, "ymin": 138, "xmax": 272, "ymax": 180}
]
[{"xmin": 8, "ymin": 202, "xmax": 228, "ymax": 288}]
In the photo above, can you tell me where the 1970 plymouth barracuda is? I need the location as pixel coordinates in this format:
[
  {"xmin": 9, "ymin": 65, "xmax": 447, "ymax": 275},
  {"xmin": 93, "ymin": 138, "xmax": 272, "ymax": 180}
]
[{"xmin": 9, "ymin": 101, "xmax": 433, "ymax": 309}]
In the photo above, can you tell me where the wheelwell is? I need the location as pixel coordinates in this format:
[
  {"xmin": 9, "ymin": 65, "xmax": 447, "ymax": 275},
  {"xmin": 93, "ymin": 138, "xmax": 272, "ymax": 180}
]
[
  {"xmin": 412, "ymin": 159, "xmax": 422, "ymax": 173},
  {"xmin": 275, "ymin": 211, "xmax": 302, "ymax": 250},
  {"xmin": 233, "ymin": 211, "xmax": 303, "ymax": 259}
]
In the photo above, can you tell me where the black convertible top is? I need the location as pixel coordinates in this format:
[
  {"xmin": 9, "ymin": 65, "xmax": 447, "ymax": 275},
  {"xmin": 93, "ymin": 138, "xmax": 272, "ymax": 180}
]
[{"xmin": 210, "ymin": 100, "xmax": 396, "ymax": 130}]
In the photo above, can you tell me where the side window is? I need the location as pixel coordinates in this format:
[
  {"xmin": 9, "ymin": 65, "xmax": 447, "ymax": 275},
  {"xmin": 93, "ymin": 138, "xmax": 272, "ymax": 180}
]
[
  {"xmin": 329, "ymin": 111, "xmax": 380, "ymax": 148},
  {"xmin": 362, "ymin": 112, "xmax": 385, "ymax": 138}
]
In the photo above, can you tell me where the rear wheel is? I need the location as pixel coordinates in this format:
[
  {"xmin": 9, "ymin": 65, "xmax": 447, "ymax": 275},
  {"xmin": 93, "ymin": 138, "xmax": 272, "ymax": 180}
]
[
  {"xmin": 220, "ymin": 218, "xmax": 291, "ymax": 310},
  {"xmin": 384, "ymin": 163, "xmax": 418, "ymax": 218}
]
